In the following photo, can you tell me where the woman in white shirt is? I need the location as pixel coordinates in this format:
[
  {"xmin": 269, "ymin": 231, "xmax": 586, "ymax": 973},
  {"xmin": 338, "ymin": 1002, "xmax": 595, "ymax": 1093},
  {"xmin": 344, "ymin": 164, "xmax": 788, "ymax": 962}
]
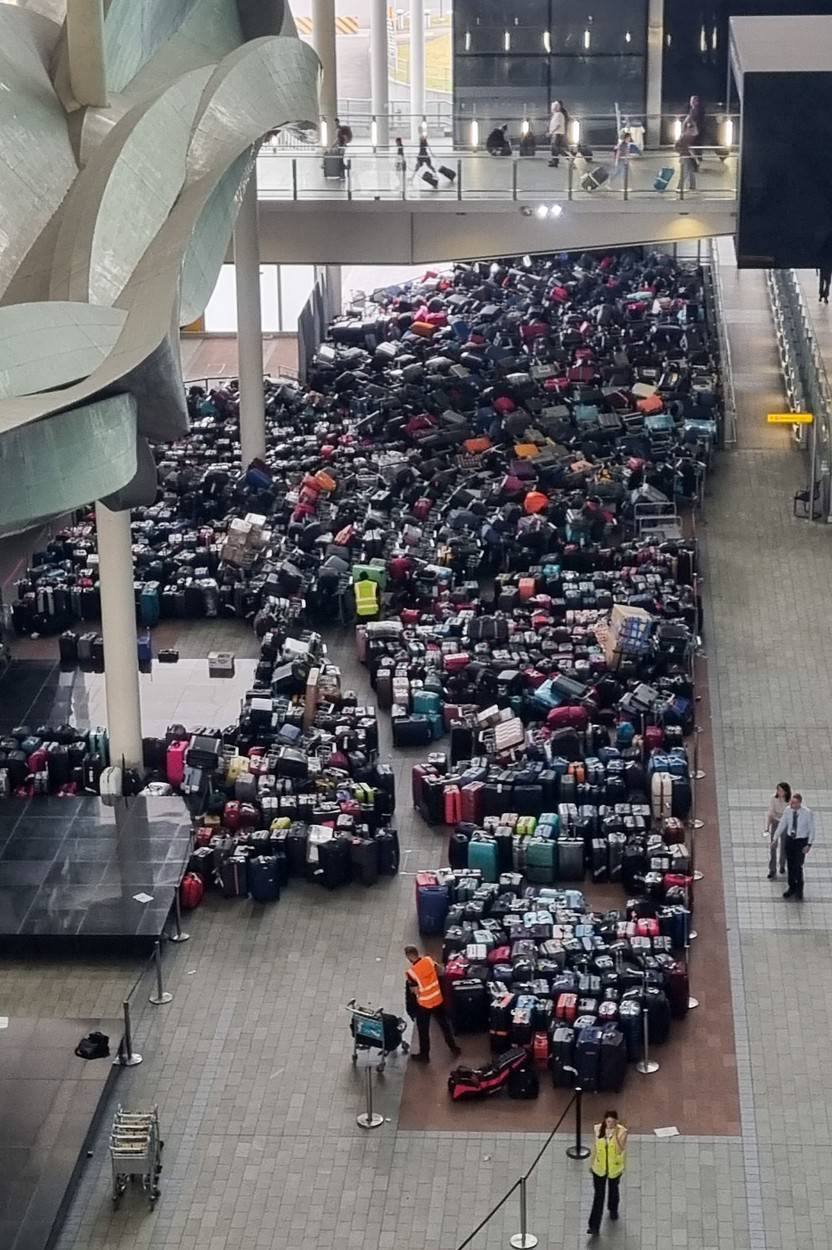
[{"xmin": 766, "ymin": 781, "xmax": 791, "ymax": 878}]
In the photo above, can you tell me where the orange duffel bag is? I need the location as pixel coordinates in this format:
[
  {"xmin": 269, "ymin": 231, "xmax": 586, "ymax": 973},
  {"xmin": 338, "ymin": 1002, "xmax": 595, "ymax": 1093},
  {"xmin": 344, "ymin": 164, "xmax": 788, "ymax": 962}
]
[{"xmin": 636, "ymin": 394, "xmax": 663, "ymax": 415}]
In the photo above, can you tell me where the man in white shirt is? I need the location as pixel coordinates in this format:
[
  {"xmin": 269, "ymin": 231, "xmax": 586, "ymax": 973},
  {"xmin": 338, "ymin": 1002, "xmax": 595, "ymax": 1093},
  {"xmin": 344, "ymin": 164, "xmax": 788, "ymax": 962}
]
[{"xmin": 775, "ymin": 793, "xmax": 816, "ymax": 900}]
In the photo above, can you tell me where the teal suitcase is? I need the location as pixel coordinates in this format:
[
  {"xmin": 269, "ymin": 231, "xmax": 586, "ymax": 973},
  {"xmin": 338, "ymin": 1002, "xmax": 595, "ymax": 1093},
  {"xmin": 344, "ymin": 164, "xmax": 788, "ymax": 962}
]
[
  {"xmin": 525, "ymin": 837, "xmax": 557, "ymax": 885},
  {"xmin": 468, "ymin": 836, "xmax": 499, "ymax": 883}
]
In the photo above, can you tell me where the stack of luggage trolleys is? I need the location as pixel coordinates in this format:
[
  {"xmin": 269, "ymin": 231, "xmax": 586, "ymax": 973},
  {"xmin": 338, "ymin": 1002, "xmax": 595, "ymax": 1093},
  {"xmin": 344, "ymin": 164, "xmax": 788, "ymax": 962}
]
[{"xmin": 110, "ymin": 1105, "xmax": 163, "ymax": 1208}]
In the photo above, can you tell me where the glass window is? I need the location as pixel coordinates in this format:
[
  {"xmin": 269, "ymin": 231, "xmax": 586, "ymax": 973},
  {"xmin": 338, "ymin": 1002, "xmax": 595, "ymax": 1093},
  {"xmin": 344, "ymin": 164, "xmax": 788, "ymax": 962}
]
[
  {"xmin": 550, "ymin": 0, "xmax": 647, "ymax": 56},
  {"xmin": 549, "ymin": 54, "xmax": 646, "ymax": 119},
  {"xmin": 279, "ymin": 265, "xmax": 316, "ymax": 332},
  {"xmin": 203, "ymin": 264, "xmax": 236, "ymax": 332},
  {"xmin": 202, "ymin": 264, "xmax": 280, "ymax": 332}
]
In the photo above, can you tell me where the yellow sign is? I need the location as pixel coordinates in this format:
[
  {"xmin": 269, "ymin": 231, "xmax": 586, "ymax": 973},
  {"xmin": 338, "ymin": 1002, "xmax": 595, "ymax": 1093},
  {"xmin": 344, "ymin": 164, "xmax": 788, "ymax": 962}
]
[{"xmin": 767, "ymin": 412, "xmax": 814, "ymax": 424}]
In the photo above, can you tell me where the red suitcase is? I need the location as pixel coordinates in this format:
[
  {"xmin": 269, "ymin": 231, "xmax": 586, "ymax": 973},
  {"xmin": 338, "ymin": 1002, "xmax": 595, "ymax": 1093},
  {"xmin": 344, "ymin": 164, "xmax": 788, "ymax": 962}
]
[
  {"xmin": 445, "ymin": 956, "xmax": 469, "ymax": 983},
  {"xmin": 412, "ymin": 764, "xmax": 434, "ymax": 808},
  {"xmin": 567, "ymin": 762, "xmax": 585, "ymax": 783},
  {"xmin": 224, "ymin": 801, "xmax": 242, "ymax": 832},
  {"xmin": 487, "ymin": 944, "xmax": 511, "ymax": 964},
  {"xmin": 533, "ymin": 1031, "xmax": 550, "ymax": 1067},
  {"xmin": 461, "ymin": 781, "xmax": 484, "ymax": 824},
  {"xmin": 413, "ymin": 498, "xmax": 432, "ymax": 520},
  {"xmin": 444, "ymin": 784, "xmax": 461, "ymax": 825},
  {"xmin": 667, "ymin": 960, "xmax": 690, "ymax": 1019},
  {"xmin": 518, "ymin": 577, "xmax": 536, "ymax": 601},
  {"xmin": 636, "ymin": 918, "xmax": 659, "ymax": 938},
  {"xmin": 180, "ymin": 872, "xmax": 205, "ymax": 910},
  {"xmin": 27, "ymin": 747, "xmax": 48, "ymax": 774},
  {"xmin": 166, "ymin": 740, "xmax": 188, "ymax": 787},
  {"xmin": 444, "ymin": 652, "xmax": 470, "ymax": 672},
  {"xmin": 556, "ymin": 992, "xmax": 577, "ymax": 1023},
  {"xmin": 400, "ymin": 609, "xmax": 420, "ymax": 625},
  {"xmin": 239, "ymin": 802, "xmax": 259, "ymax": 828},
  {"xmin": 547, "ymin": 706, "xmax": 589, "ymax": 731},
  {"xmin": 644, "ymin": 725, "xmax": 664, "ymax": 753}
]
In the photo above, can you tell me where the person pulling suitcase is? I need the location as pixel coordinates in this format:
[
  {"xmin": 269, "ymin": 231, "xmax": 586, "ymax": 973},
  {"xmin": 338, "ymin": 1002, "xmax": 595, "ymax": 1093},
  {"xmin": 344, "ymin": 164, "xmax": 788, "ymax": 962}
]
[
  {"xmin": 587, "ymin": 1110, "xmax": 629, "ymax": 1236},
  {"xmin": 404, "ymin": 945, "xmax": 461, "ymax": 1063}
]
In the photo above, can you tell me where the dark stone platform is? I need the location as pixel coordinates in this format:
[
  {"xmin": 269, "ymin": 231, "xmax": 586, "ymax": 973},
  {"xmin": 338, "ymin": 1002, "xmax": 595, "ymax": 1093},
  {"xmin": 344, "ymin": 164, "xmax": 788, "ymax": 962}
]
[
  {"xmin": 0, "ymin": 1015, "xmax": 121, "ymax": 1250},
  {"xmin": 0, "ymin": 796, "xmax": 192, "ymax": 949}
]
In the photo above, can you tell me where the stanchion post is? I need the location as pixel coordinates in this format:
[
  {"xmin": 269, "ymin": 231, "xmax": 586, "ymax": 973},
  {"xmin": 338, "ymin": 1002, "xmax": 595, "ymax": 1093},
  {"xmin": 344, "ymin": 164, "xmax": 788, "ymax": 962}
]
[
  {"xmin": 170, "ymin": 887, "xmax": 189, "ymax": 943},
  {"xmin": 693, "ymin": 724, "xmax": 706, "ymax": 782},
  {"xmin": 148, "ymin": 939, "xmax": 173, "ymax": 1006},
  {"xmin": 356, "ymin": 1063, "xmax": 383, "ymax": 1129},
  {"xmin": 116, "ymin": 1000, "xmax": 142, "ymax": 1067},
  {"xmin": 637, "ymin": 977, "xmax": 659, "ymax": 1075},
  {"xmin": 566, "ymin": 1087, "xmax": 590, "ymax": 1160},
  {"xmin": 509, "ymin": 1177, "xmax": 539, "ymax": 1250},
  {"xmin": 684, "ymin": 907, "xmax": 699, "ymax": 1009}
]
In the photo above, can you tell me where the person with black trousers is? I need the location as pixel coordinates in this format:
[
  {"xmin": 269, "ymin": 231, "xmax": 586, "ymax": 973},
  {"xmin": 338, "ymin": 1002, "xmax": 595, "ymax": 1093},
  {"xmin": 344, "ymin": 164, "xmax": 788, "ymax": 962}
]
[
  {"xmin": 588, "ymin": 1111, "xmax": 629, "ymax": 1236},
  {"xmin": 775, "ymin": 793, "xmax": 816, "ymax": 899},
  {"xmin": 404, "ymin": 945, "xmax": 461, "ymax": 1062}
]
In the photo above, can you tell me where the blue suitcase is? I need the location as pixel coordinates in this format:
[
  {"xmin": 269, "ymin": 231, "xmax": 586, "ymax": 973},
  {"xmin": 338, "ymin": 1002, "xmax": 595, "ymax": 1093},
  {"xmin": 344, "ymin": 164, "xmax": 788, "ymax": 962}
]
[
  {"xmin": 654, "ymin": 165, "xmax": 674, "ymax": 191},
  {"xmin": 468, "ymin": 836, "xmax": 499, "ymax": 883},
  {"xmin": 137, "ymin": 631, "xmax": 152, "ymax": 665},
  {"xmin": 249, "ymin": 855, "xmax": 280, "ymax": 902},
  {"xmin": 416, "ymin": 877, "xmax": 449, "ymax": 935},
  {"xmin": 140, "ymin": 582, "xmax": 160, "ymax": 627}
]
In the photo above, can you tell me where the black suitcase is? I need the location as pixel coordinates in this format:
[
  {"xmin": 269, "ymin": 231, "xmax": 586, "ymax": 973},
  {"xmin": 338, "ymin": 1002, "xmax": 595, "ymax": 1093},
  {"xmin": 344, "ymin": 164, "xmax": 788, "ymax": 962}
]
[
  {"xmin": 221, "ymin": 855, "xmax": 248, "ymax": 898},
  {"xmin": 575, "ymin": 1025, "xmax": 602, "ymax": 1091},
  {"xmin": 286, "ymin": 825, "xmax": 308, "ymax": 876},
  {"xmin": 644, "ymin": 988, "xmax": 671, "ymax": 1045},
  {"xmin": 550, "ymin": 1026, "xmax": 576, "ymax": 1088},
  {"xmin": 392, "ymin": 715, "xmax": 432, "ymax": 748},
  {"xmin": 59, "ymin": 631, "xmax": 78, "ymax": 663},
  {"xmin": 317, "ymin": 835, "xmax": 352, "ymax": 890},
  {"xmin": 350, "ymin": 837, "xmax": 379, "ymax": 887},
  {"xmin": 508, "ymin": 1064, "xmax": 540, "ymax": 1099},
  {"xmin": 557, "ymin": 838, "xmax": 585, "ymax": 881},
  {"xmin": 451, "ymin": 979, "xmax": 488, "ymax": 1033},
  {"xmin": 591, "ymin": 837, "xmax": 608, "ymax": 883},
  {"xmin": 46, "ymin": 744, "xmax": 69, "ymax": 787},
  {"xmin": 437, "ymin": 164, "xmax": 456, "ymax": 183},
  {"xmin": 375, "ymin": 828, "xmax": 400, "ymax": 875},
  {"xmin": 249, "ymin": 855, "xmax": 280, "ymax": 902},
  {"xmin": 598, "ymin": 1027, "xmax": 628, "ymax": 1091}
]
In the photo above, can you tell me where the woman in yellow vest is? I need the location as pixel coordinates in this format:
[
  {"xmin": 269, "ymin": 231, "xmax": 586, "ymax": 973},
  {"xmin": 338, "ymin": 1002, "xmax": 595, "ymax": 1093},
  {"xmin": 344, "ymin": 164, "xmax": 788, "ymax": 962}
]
[{"xmin": 587, "ymin": 1110, "xmax": 628, "ymax": 1236}]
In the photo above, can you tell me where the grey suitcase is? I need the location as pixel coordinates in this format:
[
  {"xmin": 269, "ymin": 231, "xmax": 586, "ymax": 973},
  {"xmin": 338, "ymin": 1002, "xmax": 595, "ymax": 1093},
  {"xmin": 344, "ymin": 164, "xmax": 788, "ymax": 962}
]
[{"xmin": 556, "ymin": 838, "xmax": 585, "ymax": 882}]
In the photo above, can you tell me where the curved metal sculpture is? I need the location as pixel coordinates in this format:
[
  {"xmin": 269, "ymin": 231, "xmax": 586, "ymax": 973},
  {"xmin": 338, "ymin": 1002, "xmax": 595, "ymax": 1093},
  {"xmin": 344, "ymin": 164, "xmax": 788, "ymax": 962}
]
[{"xmin": 0, "ymin": 0, "xmax": 319, "ymax": 530}]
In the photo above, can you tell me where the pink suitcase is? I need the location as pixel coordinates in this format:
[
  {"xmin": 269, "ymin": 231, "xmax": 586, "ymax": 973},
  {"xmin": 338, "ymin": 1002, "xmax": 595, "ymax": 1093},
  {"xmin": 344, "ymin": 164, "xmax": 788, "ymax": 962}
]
[{"xmin": 166, "ymin": 740, "xmax": 188, "ymax": 787}]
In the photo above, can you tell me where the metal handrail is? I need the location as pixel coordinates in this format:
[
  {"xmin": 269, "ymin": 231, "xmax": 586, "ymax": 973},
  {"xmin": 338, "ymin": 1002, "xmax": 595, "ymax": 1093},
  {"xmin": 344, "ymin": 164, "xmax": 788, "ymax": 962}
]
[{"xmin": 708, "ymin": 239, "xmax": 737, "ymax": 447}]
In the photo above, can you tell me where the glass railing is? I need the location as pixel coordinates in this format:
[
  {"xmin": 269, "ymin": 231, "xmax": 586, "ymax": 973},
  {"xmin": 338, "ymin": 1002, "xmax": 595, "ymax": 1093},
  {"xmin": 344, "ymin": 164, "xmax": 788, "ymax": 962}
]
[
  {"xmin": 256, "ymin": 143, "xmax": 738, "ymax": 204},
  {"xmin": 291, "ymin": 109, "xmax": 738, "ymax": 150}
]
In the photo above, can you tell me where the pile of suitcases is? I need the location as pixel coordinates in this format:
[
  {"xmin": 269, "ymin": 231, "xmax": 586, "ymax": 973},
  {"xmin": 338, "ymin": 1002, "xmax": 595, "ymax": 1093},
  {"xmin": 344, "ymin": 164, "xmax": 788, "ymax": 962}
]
[
  {"xmin": 186, "ymin": 814, "xmax": 400, "ymax": 900},
  {"xmin": 416, "ymin": 870, "xmax": 691, "ymax": 1093}
]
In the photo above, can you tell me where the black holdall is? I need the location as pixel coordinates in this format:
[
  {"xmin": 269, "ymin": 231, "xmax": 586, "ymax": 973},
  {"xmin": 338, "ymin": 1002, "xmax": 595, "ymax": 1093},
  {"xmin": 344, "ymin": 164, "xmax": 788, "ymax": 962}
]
[{"xmin": 75, "ymin": 1031, "xmax": 110, "ymax": 1060}]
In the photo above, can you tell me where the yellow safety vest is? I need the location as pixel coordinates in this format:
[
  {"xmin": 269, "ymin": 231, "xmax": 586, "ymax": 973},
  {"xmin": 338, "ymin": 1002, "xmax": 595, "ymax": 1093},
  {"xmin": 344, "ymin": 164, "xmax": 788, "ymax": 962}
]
[
  {"xmin": 353, "ymin": 579, "xmax": 378, "ymax": 617},
  {"xmin": 407, "ymin": 957, "xmax": 443, "ymax": 1009},
  {"xmin": 591, "ymin": 1127, "xmax": 626, "ymax": 1179}
]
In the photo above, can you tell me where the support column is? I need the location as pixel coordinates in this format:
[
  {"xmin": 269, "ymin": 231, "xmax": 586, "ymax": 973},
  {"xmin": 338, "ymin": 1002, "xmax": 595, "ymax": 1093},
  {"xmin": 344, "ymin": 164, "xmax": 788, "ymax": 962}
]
[
  {"xmin": 325, "ymin": 265, "xmax": 343, "ymax": 320},
  {"xmin": 370, "ymin": 0, "xmax": 390, "ymax": 146},
  {"xmin": 94, "ymin": 502, "xmax": 142, "ymax": 772},
  {"xmin": 312, "ymin": 0, "xmax": 338, "ymax": 141},
  {"xmin": 646, "ymin": 0, "xmax": 664, "ymax": 149},
  {"xmin": 67, "ymin": 0, "xmax": 107, "ymax": 107},
  {"xmin": 234, "ymin": 167, "xmax": 266, "ymax": 468},
  {"xmin": 410, "ymin": 0, "xmax": 425, "ymax": 142}
]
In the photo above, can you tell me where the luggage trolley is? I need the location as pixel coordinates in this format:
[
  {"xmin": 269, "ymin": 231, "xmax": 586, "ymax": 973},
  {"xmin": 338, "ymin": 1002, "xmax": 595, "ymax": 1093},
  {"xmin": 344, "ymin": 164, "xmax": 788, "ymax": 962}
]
[
  {"xmin": 110, "ymin": 1105, "xmax": 163, "ymax": 1208},
  {"xmin": 347, "ymin": 999, "xmax": 409, "ymax": 1072}
]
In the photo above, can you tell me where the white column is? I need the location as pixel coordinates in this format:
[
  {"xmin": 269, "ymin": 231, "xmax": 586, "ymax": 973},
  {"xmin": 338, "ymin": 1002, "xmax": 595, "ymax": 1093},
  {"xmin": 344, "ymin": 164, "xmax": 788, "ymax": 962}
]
[
  {"xmin": 234, "ymin": 168, "xmax": 266, "ymax": 467},
  {"xmin": 370, "ymin": 0, "xmax": 390, "ymax": 146},
  {"xmin": 94, "ymin": 501, "xmax": 142, "ymax": 772},
  {"xmin": 325, "ymin": 264, "xmax": 343, "ymax": 321},
  {"xmin": 410, "ymin": 0, "xmax": 425, "ymax": 143},
  {"xmin": 646, "ymin": 0, "xmax": 664, "ymax": 149},
  {"xmin": 67, "ymin": 0, "xmax": 107, "ymax": 107},
  {"xmin": 312, "ymin": 0, "xmax": 338, "ymax": 141}
]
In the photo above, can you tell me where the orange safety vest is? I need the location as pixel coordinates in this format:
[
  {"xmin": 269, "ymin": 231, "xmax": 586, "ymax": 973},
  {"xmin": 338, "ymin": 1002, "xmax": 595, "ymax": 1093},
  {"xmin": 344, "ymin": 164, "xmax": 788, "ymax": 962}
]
[{"xmin": 407, "ymin": 956, "xmax": 443, "ymax": 1009}]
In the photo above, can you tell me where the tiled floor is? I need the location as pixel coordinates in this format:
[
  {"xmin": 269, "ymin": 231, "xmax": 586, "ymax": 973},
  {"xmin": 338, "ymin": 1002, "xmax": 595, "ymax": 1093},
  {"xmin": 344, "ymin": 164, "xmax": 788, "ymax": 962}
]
[{"xmin": 2, "ymin": 242, "xmax": 829, "ymax": 1248}]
